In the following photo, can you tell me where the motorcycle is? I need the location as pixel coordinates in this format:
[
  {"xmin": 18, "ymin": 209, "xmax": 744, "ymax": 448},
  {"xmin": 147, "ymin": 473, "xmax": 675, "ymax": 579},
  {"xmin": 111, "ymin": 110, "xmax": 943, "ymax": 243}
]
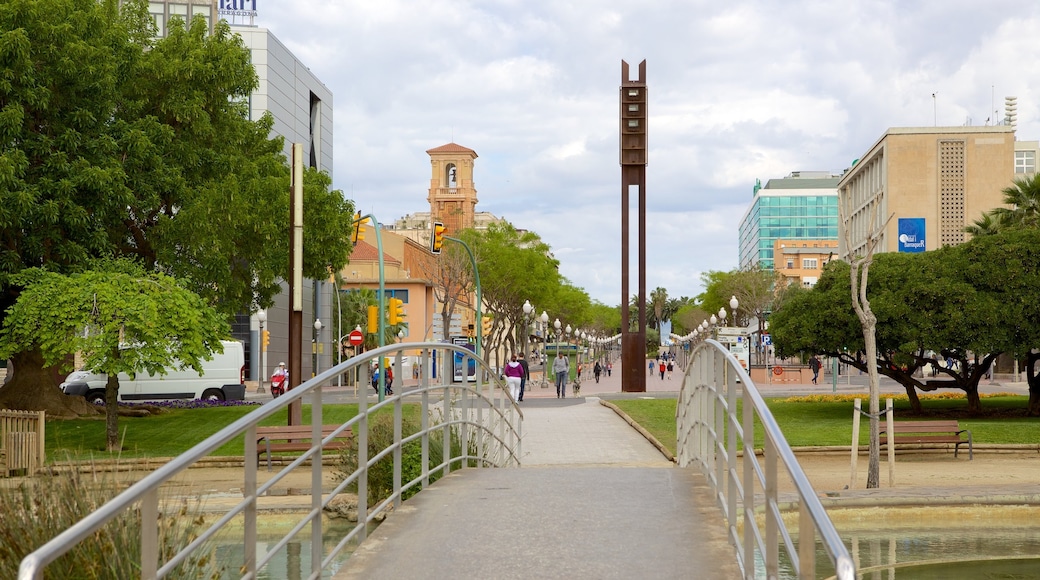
[{"xmin": 270, "ymin": 373, "xmax": 287, "ymax": 398}]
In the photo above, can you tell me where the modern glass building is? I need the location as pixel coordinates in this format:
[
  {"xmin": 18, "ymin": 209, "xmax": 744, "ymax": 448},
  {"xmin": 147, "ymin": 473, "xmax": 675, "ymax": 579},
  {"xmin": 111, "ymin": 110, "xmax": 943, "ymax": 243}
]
[{"xmin": 737, "ymin": 172, "xmax": 841, "ymax": 271}]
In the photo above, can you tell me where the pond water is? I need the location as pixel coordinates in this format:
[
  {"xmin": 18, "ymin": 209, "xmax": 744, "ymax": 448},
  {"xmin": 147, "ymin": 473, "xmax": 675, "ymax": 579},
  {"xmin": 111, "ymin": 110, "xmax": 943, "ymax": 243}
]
[
  {"xmin": 775, "ymin": 506, "xmax": 1040, "ymax": 579},
  {"xmin": 210, "ymin": 518, "xmax": 361, "ymax": 579}
]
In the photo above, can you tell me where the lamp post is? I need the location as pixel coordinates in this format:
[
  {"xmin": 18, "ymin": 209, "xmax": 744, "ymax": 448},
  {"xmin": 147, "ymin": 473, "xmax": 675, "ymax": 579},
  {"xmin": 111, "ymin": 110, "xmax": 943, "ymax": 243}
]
[
  {"xmin": 554, "ymin": 318, "xmax": 562, "ymax": 382},
  {"xmin": 523, "ymin": 299, "xmax": 534, "ymax": 360},
  {"xmin": 313, "ymin": 318, "xmax": 323, "ymax": 377},
  {"xmin": 540, "ymin": 311, "xmax": 549, "ymax": 387},
  {"xmin": 257, "ymin": 309, "xmax": 267, "ymax": 393}
]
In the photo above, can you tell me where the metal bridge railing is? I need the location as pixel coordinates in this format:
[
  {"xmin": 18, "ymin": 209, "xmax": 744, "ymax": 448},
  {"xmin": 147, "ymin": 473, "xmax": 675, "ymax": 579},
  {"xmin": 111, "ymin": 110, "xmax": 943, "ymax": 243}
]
[
  {"xmin": 676, "ymin": 339, "xmax": 854, "ymax": 580},
  {"xmin": 19, "ymin": 342, "xmax": 522, "ymax": 580}
]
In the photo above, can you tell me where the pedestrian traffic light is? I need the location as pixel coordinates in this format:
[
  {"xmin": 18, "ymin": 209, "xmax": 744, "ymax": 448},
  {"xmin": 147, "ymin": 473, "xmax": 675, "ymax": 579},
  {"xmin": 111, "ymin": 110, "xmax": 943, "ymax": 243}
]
[
  {"xmin": 367, "ymin": 305, "xmax": 378, "ymax": 333},
  {"xmin": 481, "ymin": 315, "xmax": 492, "ymax": 337},
  {"xmin": 388, "ymin": 297, "xmax": 406, "ymax": 325},
  {"xmin": 353, "ymin": 212, "xmax": 368, "ymax": 243},
  {"xmin": 431, "ymin": 222, "xmax": 446, "ymax": 254},
  {"xmin": 261, "ymin": 329, "xmax": 270, "ymax": 351}
]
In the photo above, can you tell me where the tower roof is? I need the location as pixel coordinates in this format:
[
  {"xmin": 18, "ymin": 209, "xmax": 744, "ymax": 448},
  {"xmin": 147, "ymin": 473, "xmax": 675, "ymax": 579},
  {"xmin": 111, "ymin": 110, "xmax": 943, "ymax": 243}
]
[{"xmin": 426, "ymin": 142, "xmax": 478, "ymax": 157}]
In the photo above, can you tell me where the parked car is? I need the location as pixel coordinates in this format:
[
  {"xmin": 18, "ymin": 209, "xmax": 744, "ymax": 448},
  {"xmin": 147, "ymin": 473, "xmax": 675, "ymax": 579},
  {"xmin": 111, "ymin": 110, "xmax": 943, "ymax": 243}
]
[{"xmin": 60, "ymin": 340, "xmax": 247, "ymax": 404}]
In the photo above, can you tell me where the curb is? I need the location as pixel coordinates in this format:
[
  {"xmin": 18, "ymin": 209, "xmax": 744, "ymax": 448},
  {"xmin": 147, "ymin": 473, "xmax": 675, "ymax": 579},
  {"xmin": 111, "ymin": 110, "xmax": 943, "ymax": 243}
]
[{"xmin": 598, "ymin": 399, "xmax": 676, "ymax": 463}]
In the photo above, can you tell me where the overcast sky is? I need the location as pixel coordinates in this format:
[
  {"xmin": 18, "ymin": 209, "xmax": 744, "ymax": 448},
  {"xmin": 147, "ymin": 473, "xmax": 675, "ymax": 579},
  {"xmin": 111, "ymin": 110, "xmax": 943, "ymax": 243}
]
[{"xmin": 250, "ymin": 1, "xmax": 1040, "ymax": 306}]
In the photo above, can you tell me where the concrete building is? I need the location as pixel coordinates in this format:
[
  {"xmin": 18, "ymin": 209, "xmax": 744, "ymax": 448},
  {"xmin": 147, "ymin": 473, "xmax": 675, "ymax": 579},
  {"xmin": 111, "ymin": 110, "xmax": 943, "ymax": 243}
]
[
  {"xmin": 738, "ymin": 172, "xmax": 841, "ymax": 271},
  {"xmin": 773, "ymin": 239, "xmax": 839, "ymax": 288},
  {"xmin": 838, "ymin": 126, "xmax": 1015, "ymax": 260}
]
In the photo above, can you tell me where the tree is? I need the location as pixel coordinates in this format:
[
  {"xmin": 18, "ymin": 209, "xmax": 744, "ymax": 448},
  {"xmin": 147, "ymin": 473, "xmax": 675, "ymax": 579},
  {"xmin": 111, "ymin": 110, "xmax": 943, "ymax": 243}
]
[
  {"xmin": 648, "ymin": 287, "xmax": 669, "ymax": 332},
  {"xmin": 460, "ymin": 223, "xmax": 563, "ymax": 366},
  {"xmin": 0, "ymin": 264, "xmax": 229, "ymax": 448},
  {"xmin": 841, "ymin": 194, "xmax": 890, "ymax": 489},
  {"xmin": 0, "ymin": 2, "xmax": 354, "ymax": 414},
  {"xmin": 989, "ymin": 173, "xmax": 1040, "ymax": 230}
]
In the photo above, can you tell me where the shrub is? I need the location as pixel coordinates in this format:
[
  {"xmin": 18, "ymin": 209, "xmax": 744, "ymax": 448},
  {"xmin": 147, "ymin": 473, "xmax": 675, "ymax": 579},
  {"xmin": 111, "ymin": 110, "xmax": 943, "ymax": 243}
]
[
  {"xmin": 0, "ymin": 467, "xmax": 220, "ymax": 579},
  {"xmin": 335, "ymin": 412, "xmax": 468, "ymax": 507}
]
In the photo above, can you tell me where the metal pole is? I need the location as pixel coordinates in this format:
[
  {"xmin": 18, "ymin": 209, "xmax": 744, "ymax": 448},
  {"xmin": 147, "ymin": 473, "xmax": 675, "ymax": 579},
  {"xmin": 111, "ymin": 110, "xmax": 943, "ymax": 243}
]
[{"xmin": 446, "ymin": 236, "xmax": 481, "ymax": 359}]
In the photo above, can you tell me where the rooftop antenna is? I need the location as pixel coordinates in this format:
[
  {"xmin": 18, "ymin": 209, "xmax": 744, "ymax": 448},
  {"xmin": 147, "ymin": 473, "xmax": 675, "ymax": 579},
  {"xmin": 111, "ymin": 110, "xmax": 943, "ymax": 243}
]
[{"xmin": 932, "ymin": 92, "xmax": 937, "ymax": 126}]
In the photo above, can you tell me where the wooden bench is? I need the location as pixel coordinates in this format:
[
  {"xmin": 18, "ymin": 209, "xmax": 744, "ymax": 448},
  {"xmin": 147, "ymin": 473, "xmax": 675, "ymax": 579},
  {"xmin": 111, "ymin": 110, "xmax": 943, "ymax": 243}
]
[
  {"xmin": 256, "ymin": 425, "xmax": 353, "ymax": 471},
  {"xmin": 880, "ymin": 420, "xmax": 973, "ymax": 460}
]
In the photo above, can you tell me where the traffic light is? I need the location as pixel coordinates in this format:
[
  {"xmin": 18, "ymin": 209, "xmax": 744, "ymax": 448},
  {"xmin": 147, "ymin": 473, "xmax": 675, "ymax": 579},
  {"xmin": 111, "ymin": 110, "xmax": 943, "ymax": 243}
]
[
  {"xmin": 431, "ymin": 222, "xmax": 446, "ymax": 254},
  {"xmin": 261, "ymin": 329, "xmax": 270, "ymax": 351},
  {"xmin": 367, "ymin": 305, "xmax": 378, "ymax": 333},
  {"xmin": 352, "ymin": 212, "xmax": 368, "ymax": 243},
  {"xmin": 481, "ymin": 315, "xmax": 492, "ymax": 337},
  {"xmin": 388, "ymin": 297, "xmax": 406, "ymax": 325},
  {"xmin": 467, "ymin": 323, "xmax": 475, "ymax": 337}
]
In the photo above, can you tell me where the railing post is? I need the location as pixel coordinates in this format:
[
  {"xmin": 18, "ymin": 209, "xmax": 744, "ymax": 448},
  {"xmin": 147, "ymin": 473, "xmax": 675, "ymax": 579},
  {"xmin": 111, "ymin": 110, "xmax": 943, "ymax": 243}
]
[
  {"xmin": 141, "ymin": 488, "xmax": 159, "ymax": 579},
  {"xmin": 764, "ymin": 434, "xmax": 779, "ymax": 579},
  {"xmin": 358, "ymin": 366, "xmax": 369, "ymax": 541},
  {"xmin": 421, "ymin": 348, "xmax": 430, "ymax": 488},
  {"xmin": 311, "ymin": 386, "xmax": 323, "ymax": 576},
  {"xmin": 393, "ymin": 391, "xmax": 403, "ymax": 508},
  {"xmin": 738, "ymin": 355, "xmax": 754, "ymax": 578},
  {"xmin": 244, "ymin": 425, "xmax": 258, "ymax": 576}
]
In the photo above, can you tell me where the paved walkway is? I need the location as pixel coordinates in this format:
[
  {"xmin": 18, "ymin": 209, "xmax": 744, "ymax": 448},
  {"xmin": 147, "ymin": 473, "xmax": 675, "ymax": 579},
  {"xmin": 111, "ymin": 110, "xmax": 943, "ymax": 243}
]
[{"xmin": 336, "ymin": 359, "xmax": 741, "ymax": 579}]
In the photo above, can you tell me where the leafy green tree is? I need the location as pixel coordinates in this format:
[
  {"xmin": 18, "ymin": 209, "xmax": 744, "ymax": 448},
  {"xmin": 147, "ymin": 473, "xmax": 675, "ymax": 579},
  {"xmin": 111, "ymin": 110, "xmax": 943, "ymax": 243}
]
[
  {"xmin": 0, "ymin": 264, "xmax": 229, "ymax": 448},
  {"xmin": 460, "ymin": 223, "xmax": 563, "ymax": 365},
  {"xmin": 0, "ymin": 2, "xmax": 354, "ymax": 414}
]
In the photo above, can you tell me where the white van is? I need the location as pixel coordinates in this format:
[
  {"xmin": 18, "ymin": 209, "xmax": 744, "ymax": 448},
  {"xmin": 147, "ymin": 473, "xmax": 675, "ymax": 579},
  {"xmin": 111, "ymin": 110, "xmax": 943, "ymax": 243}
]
[{"xmin": 60, "ymin": 340, "xmax": 247, "ymax": 404}]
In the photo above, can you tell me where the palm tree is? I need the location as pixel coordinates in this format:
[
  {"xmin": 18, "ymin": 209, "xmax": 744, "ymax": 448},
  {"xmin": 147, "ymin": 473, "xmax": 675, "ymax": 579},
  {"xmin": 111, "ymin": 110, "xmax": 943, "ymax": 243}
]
[
  {"xmin": 648, "ymin": 287, "xmax": 668, "ymax": 332},
  {"xmin": 967, "ymin": 173, "xmax": 1040, "ymax": 236},
  {"xmin": 964, "ymin": 212, "xmax": 1005, "ymax": 237}
]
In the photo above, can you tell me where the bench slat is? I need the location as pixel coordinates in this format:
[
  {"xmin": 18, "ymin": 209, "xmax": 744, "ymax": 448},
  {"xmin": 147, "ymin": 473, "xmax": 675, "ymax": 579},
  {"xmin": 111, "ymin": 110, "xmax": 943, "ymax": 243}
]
[
  {"xmin": 878, "ymin": 420, "xmax": 973, "ymax": 460},
  {"xmin": 255, "ymin": 425, "xmax": 353, "ymax": 471}
]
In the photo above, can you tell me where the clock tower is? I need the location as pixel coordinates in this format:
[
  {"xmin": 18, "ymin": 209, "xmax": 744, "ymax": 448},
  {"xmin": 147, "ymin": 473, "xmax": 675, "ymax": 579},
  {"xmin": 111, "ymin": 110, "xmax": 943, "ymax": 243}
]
[{"xmin": 426, "ymin": 143, "xmax": 478, "ymax": 234}]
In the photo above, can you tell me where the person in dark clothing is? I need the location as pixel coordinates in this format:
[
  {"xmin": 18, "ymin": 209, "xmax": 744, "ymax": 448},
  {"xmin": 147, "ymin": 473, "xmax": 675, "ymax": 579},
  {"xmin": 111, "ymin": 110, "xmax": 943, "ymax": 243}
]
[{"xmin": 517, "ymin": 353, "xmax": 530, "ymax": 402}]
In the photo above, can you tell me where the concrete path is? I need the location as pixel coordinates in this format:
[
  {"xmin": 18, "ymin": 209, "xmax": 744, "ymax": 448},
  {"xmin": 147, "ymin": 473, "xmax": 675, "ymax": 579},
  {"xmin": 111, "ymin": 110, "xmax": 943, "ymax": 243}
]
[{"xmin": 336, "ymin": 390, "xmax": 740, "ymax": 579}]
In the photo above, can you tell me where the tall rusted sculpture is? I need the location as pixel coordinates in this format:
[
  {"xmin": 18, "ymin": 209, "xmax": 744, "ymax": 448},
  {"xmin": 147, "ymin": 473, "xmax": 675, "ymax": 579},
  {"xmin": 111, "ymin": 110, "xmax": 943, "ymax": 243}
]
[{"xmin": 620, "ymin": 60, "xmax": 647, "ymax": 392}]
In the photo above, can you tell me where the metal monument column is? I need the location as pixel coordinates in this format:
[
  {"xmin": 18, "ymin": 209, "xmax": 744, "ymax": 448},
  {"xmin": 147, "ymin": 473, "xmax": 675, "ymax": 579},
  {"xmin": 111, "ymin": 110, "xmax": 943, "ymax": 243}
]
[{"xmin": 620, "ymin": 60, "xmax": 647, "ymax": 392}]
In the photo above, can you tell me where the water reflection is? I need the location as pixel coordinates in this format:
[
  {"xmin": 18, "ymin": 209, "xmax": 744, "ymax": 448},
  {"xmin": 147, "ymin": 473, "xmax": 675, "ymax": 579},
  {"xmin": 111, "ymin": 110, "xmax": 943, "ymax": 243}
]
[
  {"xmin": 212, "ymin": 519, "xmax": 360, "ymax": 579},
  {"xmin": 773, "ymin": 506, "xmax": 1040, "ymax": 579}
]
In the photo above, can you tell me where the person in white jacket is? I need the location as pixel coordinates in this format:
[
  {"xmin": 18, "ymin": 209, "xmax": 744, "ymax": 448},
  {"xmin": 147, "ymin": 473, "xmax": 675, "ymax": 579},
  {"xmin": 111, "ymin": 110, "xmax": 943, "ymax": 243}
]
[{"xmin": 503, "ymin": 354, "xmax": 525, "ymax": 402}]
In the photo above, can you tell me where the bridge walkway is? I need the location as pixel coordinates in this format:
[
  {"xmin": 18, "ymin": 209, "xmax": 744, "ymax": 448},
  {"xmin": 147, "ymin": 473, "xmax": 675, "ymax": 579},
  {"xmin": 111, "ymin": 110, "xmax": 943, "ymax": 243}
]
[{"xmin": 337, "ymin": 365, "xmax": 739, "ymax": 579}]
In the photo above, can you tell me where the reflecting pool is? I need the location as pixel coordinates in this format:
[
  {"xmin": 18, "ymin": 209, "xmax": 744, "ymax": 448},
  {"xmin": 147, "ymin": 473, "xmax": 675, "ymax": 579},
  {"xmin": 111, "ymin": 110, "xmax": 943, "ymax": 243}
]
[{"xmin": 777, "ymin": 505, "xmax": 1040, "ymax": 579}]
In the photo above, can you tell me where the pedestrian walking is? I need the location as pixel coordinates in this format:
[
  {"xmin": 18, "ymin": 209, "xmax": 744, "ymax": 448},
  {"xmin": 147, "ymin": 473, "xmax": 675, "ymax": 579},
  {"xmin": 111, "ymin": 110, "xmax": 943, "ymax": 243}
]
[
  {"xmin": 593, "ymin": 360, "xmax": 602, "ymax": 383},
  {"xmin": 809, "ymin": 355, "xmax": 821, "ymax": 384},
  {"xmin": 517, "ymin": 353, "xmax": 530, "ymax": 401},
  {"xmin": 666, "ymin": 359, "xmax": 674, "ymax": 380},
  {"xmin": 648, "ymin": 360, "xmax": 655, "ymax": 376},
  {"xmin": 504, "ymin": 353, "xmax": 524, "ymax": 402},
  {"xmin": 606, "ymin": 362, "xmax": 612, "ymax": 376},
  {"xmin": 553, "ymin": 352, "xmax": 569, "ymax": 398},
  {"xmin": 658, "ymin": 360, "xmax": 666, "ymax": 381}
]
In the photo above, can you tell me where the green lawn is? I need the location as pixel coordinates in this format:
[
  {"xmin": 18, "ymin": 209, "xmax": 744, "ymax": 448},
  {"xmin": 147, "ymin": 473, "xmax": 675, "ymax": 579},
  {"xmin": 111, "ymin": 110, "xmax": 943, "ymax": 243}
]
[
  {"xmin": 612, "ymin": 395, "xmax": 1040, "ymax": 457},
  {"xmin": 45, "ymin": 404, "xmax": 364, "ymax": 461},
  {"xmin": 40, "ymin": 396, "xmax": 1040, "ymax": 462}
]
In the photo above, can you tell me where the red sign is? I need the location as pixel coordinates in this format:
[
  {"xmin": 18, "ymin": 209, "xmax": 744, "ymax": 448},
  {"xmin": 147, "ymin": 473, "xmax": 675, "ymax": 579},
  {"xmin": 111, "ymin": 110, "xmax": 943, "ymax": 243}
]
[{"xmin": 348, "ymin": 330, "xmax": 364, "ymax": 346}]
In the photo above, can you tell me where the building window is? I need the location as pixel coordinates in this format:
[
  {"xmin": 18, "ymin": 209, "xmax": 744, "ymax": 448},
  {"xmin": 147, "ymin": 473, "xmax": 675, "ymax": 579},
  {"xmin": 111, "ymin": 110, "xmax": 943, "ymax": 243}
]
[
  {"xmin": 383, "ymin": 289, "xmax": 409, "ymax": 303},
  {"xmin": 802, "ymin": 258, "xmax": 818, "ymax": 269},
  {"xmin": 786, "ymin": 259, "xmax": 794, "ymax": 269},
  {"xmin": 149, "ymin": 2, "xmax": 165, "ymax": 35},
  {"xmin": 1016, "ymin": 150, "xmax": 1036, "ymax": 174}
]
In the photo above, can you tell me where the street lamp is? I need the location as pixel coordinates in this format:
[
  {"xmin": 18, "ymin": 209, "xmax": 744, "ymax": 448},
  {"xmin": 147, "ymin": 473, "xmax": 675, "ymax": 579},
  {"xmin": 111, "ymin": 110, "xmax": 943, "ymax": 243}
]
[
  {"xmin": 313, "ymin": 318, "xmax": 323, "ymax": 376},
  {"xmin": 523, "ymin": 299, "xmax": 534, "ymax": 359},
  {"xmin": 257, "ymin": 309, "xmax": 267, "ymax": 393}
]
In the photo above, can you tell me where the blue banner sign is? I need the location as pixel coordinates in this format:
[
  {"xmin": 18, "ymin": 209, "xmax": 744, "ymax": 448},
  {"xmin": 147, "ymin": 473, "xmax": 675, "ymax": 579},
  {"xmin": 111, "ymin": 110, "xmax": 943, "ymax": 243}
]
[{"xmin": 897, "ymin": 218, "xmax": 926, "ymax": 253}]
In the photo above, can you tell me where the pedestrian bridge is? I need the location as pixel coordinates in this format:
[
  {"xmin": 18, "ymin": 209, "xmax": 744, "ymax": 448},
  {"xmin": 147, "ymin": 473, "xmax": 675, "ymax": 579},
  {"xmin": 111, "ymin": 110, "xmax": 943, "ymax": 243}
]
[{"xmin": 19, "ymin": 342, "xmax": 854, "ymax": 580}]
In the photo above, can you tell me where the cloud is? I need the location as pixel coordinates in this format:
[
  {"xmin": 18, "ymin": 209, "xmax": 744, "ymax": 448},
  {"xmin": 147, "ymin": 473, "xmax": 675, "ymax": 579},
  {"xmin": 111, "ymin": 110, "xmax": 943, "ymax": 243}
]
[{"xmin": 251, "ymin": 0, "xmax": 1040, "ymax": 305}]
